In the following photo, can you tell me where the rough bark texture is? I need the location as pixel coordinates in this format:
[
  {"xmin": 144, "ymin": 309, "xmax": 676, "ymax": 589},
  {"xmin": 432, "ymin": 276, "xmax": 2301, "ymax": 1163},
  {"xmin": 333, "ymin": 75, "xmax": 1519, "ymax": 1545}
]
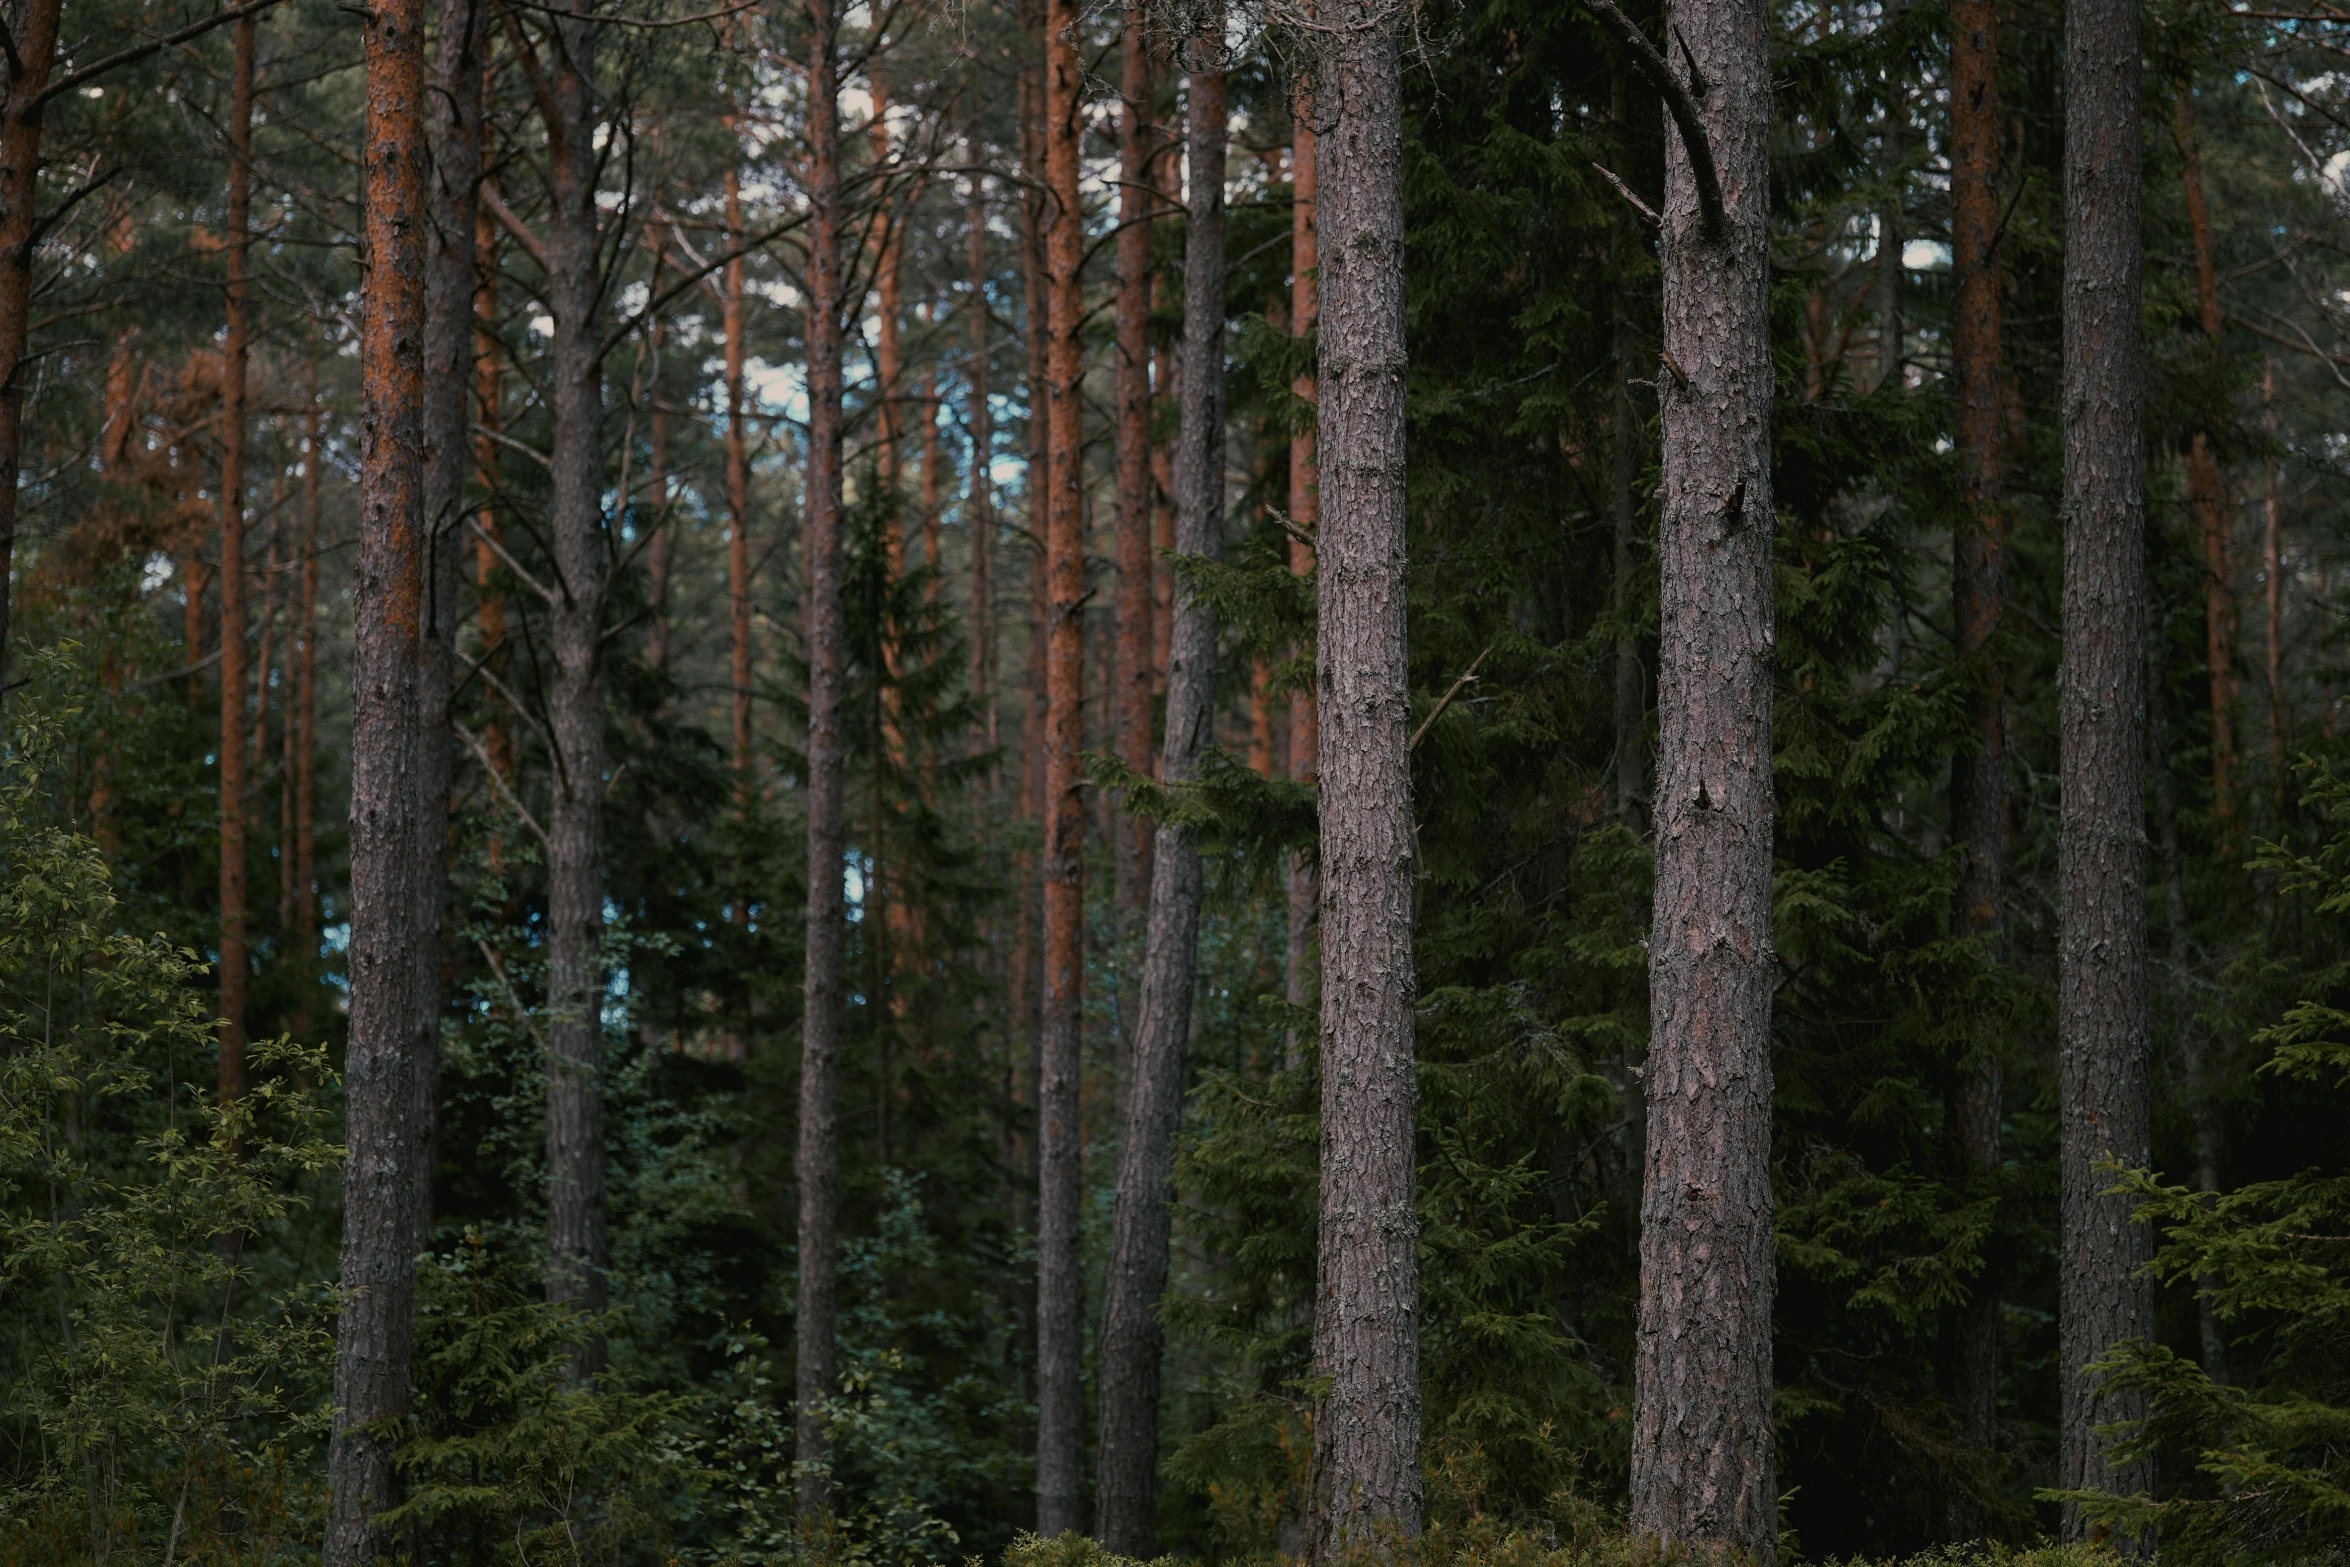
[
  {"xmin": 216, "ymin": 14, "xmax": 256, "ymax": 1105},
  {"xmin": 2058, "ymin": 0, "xmax": 2155, "ymax": 1531},
  {"xmin": 2176, "ymin": 87, "xmax": 2236, "ymax": 841},
  {"xmin": 1947, "ymin": 0, "xmax": 2007, "ymax": 1486},
  {"xmin": 1095, "ymin": 33, "xmax": 1223, "ymax": 1551},
  {"xmin": 1114, "ymin": 13, "xmax": 1159, "ymax": 951},
  {"xmin": 1034, "ymin": 0, "xmax": 1089, "ymax": 1529},
  {"xmin": 1309, "ymin": 4, "xmax": 1420, "ymax": 1552},
  {"xmin": 2262, "ymin": 362, "xmax": 2284, "ymax": 807},
  {"xmin": 1627, "ymin": 0, "xmax": 1779, "ymax": 1555},
  {"xmin": 327, "ymin": 0, "xmax": 432, "ymax": 1551},
  {"xmin": 0, "ymin": 0, "xmax": 62, "ymax": 677},
  {"xmin": 646, "ymin": 229, "xmax": 673, "ymax": 675},
  {"xmin": 1286, "ymin": 111, "xmax": 1320, "ymax": 1068},
  {"xmin": 532, "ymin": 4, "xmax": 611, "ymax": 1372},
  {"xmin": 797, "ymin": 0, "xmax": 847, "ymax": 1513}
]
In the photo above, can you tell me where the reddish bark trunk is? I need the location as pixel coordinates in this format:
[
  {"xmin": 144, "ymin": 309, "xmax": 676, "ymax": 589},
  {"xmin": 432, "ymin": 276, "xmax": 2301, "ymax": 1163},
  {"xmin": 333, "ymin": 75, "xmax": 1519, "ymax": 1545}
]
[
  {"xmin": 327, "ymin": 0, "xmax": 433, "ymax": 1548},
  {"xmin": 0, "ymin": 0, "xmax": 62, "ymax": 676},
  {"xmin": 1035, "ymin": 0, "xmax": 1089, "ymax": 1529},
  {"xmin": 1946, "ymin": 0, "xmax": 2008, "ymax": 1498}
]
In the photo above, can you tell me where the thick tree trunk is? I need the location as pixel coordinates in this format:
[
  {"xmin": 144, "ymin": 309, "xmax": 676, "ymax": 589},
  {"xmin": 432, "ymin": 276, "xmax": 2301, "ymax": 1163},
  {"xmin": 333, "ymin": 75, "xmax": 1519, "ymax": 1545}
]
[
  {"xmin": 1114, "ymin": 12, "xmax": 1159, "ymax": 974},
  {"xmin": 1308, "ymin": 3, "xmax": 1420, "ymax": 1552},
  {"xmin": 327, "ymin": 0, "xmax": 432, "ymax": 1550},
  {"xmin": 216, "ymin": 14, "xmax": 256, "ymax": 1103},
  {"xmin": 1095, "ymin": 31, "xmax": 1223, "ymax": 1550},
  {"xmin": 1627, "ymin": 0, "xmax": 1779, "ymax": 1556},
  {"xmin": 1034, "ymin": 0, "xmax": 1089, "ymax": 1531},
  {"xmin": 1946, "ymin": 0, "xmax": 2008, "ymax": 1499},
  {"xmin": 1286, "ymin": 111, "xmax": 1319, "ymax": 1069},
  {"xmin": 2057, "ymin": 0, "xmax": 2154, "ymax": 1532},
  {"xmin": 0, "ymin": 0, "xmax": 62, "ymax": 677},
  {"xmin": 534, "ymin": 5, "xmax": 611, "ymax": 1373},
  {"xmin": 967, "ymin": 176, "xmax": 998, "ymax": 757},
  {"xmin": 796, "ymin": 0, "xmax": 847, "ymax": 1514}
]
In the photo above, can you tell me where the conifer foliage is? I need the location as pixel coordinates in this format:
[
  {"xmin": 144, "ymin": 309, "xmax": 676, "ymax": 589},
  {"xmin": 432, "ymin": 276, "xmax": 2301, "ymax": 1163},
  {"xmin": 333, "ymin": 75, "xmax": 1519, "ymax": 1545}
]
[{"xmin": 5, "ymin": 0, "xmax": 2350, "ymax": 1558}]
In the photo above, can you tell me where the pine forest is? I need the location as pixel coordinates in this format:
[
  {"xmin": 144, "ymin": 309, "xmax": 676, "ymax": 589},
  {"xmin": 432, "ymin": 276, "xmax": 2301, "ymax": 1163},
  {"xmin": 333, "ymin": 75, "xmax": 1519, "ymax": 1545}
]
[{"xmin": 6, "ymin": 0, "xmax": 2350, "ymax": 1559}]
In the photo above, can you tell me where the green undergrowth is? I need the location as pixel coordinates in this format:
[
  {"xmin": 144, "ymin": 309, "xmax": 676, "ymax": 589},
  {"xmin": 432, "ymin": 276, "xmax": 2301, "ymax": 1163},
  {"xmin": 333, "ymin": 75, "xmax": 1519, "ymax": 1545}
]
[{"xmin": 999, "ymin": 1529, "xmax": 2121, "ymax": 1567}]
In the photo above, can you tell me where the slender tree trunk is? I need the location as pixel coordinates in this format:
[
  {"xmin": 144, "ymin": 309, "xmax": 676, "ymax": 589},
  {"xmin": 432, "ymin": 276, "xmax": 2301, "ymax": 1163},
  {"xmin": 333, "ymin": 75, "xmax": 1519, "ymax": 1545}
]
[
  {"xmin": 1308, "ymin": 1, "xmax": 1420, "ymax": 1551},
  {"xmin": 2058, "ymin": 0, "xmax": 2154, "ymax": 1532},
  {"xmin": 1095, "ymin": 30, "xmax": 1223, "ymax": 1550},
  {"xmin": 1035, "ymin": 0, "xmax": 1089, "ymax": 1529},
  {"xmin": 1114, "ymin": 12, "xmax": 1159, "ymax": 954},
  {"xmin": 1874, "ymin": 96, "xmax": 1906, "ymax": 393},
  {"xmin": 216, "ymin": 14, "xmax": 256, "ymax": 1104},
  {"xmin": 326, "ymin": 0, "xmax": 432, "ymax": 1548},
  {"xmin": 532, "ymin": 3, "xmax": 612, "ymax": 1373},
  {"xmin": 1946, "ymin": 0, "xmax": 2008, "ymax": 1503},
  {"xmin": 0, "ymin": 0, "xmax": 63, "ymax": 677},
  {"xmin": 1627, "ymin": 0, "xmax": 1779, "ymax": 1555},
  {"xmin": 967, "ymin": 175, "xmax": 998, "ymax": 757},
  {"xmin": 2176, "ymin": 86, "xmax": 2236, "ymax": 845},
  {"xmin": 796, "ymin": 0, "xmax": 847, "ymax": 1513},
  {"xmin": 474, "ymin": 219, "xmax": 515, "ymax": 830},
  {"xmin": 874, "ymin": 70, "xmax": 904, "ymax": 502},
  {"xmin": 726, "ymin": 163, "xmax": 755, "ymax": 808},
  {"xmin": 920, "ymin": 357, "xmax": 943, "ymax": 573}
]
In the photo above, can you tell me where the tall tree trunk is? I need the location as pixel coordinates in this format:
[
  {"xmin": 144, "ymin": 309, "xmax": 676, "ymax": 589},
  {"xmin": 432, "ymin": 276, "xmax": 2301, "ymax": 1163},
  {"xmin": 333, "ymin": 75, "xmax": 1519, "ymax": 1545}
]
[
  {"xmin": 2176, "ymin": 86, "xmax": 2235, "ymax": 845},
  {"xmin": 1627, "ymin": 0, "xmax": 1780, "ymax": 1554},
  {"xmin": 0, "ymin": 0, "xmax": 62, "ymax": 677},
  {"xmin": 1946, "ymin": 0, "xmax": 2008, "ymax": 1503},
  {"xmin": 2058, "ymin": 0, "xmax": 2154, "ymax": 1532},
  {"xmin": 216, "ymin": 13, "xmax": 256, "ymax": 1105},
  {"xmin": 327, "ymin": 0, "xmax": 432, "ymax": 1549},
  {"xmin": 1874, "ymin": 95, "xmax": 1906, "ymax": 393},
  {"xmin": 967, "ymin": 175, "xmax": 998, "ymax": 757},
  {"xmin": 920, "ymin": 357, "xmax": 943, "ymax": 573},
  {"xmin": 725, "ymin": 163, "xmax": 755, "ymax": 808},
  {"xmin": 1035, "ymin": 0, "xmax": 1089, "ymax": 1530},
  {"xmin": 474, "ymin": 218, "xmax": 515, "ymax": 835},
  {"xmin": 1309, "ymin": 0, "xmax": 1420, "ymax": 1551},
  {"xmin": 874, "ymin": 70, "xmax": 904, "ymax": 500},
  {"xmin": 1095, "ymin": 28, "xmax": 1223, "ymax": 1550},
  {"xmin": 532, "ymin": 2, "xmax": 612, "ymax": 1373},
  {"xmin": 1114, "ymin": 11, "xmax": 1159, "ymax": 957},
  {"xmin": 796, "ymin": 0, "xmax": 847, "ymax": 1514},
  {"xmin": 1286, "ymin": 109, "xmax": 1319, "ymax": 1070}
]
